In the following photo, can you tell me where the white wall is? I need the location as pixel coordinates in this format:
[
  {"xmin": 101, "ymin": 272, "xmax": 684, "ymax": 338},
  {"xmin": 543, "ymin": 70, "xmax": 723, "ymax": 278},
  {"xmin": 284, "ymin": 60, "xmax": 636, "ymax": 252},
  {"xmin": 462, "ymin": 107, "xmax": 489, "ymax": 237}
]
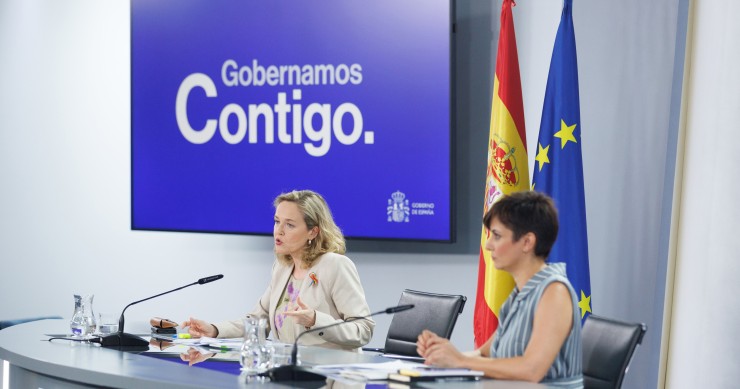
[
  {"xmin": 665, "ymin": 1, "xmax": 740, "ymax": 388},
  {"xmin": 0, "ymin": 1, "xmax": 685, "ymax": 388},
  {"xmin": 515, "ymin": 1, "xmax": 684, "ymax": 386},
  {"xmin": 0, "ymin": 0, "xmax": 480, "ymax": 350}
]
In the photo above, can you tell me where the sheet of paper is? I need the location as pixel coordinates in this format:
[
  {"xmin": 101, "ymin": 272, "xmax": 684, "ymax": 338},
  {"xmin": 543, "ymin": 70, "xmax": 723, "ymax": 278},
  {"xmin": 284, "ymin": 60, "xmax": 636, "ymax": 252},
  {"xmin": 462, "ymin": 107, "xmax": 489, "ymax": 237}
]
[
  {"xmin": 166, "ymin": 336, "xmax": 243, "ymax": 348},
  {"xmin": 201, "ymin": 337, "xmax": 244, "ymax": 350},
  {"xmin": 313, "ymin": 359, "xmax": 426, "ymax": 381},
  {"xmin": 396, "ymin": 366, "xmax": 485, "ymax": 377}
]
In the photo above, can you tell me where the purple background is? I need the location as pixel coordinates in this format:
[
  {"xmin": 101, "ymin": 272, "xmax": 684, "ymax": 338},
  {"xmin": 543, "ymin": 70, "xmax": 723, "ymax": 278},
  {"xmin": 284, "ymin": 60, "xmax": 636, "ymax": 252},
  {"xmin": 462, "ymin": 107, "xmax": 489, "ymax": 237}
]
[{"xmin": 132, "ymin": 0, "xmax": 452, "ymax": 240}]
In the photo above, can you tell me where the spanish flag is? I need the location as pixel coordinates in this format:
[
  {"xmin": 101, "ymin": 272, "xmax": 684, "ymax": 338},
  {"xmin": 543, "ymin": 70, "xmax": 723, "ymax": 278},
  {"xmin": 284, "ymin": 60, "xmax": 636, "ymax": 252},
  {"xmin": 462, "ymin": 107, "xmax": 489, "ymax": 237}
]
[{"xmin": 473, "ymin": 0, "xmax": 529, "ymax": 348}]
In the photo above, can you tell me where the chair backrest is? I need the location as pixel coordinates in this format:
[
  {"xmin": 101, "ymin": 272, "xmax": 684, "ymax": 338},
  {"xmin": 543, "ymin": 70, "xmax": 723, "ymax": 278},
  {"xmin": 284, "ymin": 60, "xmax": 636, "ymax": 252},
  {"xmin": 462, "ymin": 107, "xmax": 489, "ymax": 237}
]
[
  {"xmin": 582, "ymin": 314, "xmax": 647, "ymax": 389},
  {"xmin": 384, "ymin": 289, "xmax": 466, "ymax": 357}
]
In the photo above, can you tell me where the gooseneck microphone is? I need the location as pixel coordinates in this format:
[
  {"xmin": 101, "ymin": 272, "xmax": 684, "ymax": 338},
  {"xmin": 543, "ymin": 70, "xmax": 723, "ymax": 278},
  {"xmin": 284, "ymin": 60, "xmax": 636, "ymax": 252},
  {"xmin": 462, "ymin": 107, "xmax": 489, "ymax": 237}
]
[
  {"xmin": 97, "ymin": 274, "xmax": 224, "ymax": 350},
  {"xmin": 264, "ymin": 304, "xmax": 414, "ymax": 382}
]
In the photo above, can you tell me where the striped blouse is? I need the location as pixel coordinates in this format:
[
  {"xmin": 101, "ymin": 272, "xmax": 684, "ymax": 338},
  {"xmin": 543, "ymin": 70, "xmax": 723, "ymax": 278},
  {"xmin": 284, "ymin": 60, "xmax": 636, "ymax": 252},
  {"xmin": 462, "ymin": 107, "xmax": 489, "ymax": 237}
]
[{"xmin": 489, "ymin": 263, "xmax": 583, "ymax": 388}]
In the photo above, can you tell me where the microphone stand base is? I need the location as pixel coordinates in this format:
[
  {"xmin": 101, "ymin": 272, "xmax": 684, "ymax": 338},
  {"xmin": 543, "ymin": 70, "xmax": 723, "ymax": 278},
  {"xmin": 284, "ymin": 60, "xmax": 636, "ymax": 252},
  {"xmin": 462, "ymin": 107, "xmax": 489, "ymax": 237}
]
[
  {"xmin": 98, "ymin": 332, "xmax": 150, "ymax": 351},
  {"xmin": 262, "ymin": 365, "xmax": 326, "ymax": 382}
]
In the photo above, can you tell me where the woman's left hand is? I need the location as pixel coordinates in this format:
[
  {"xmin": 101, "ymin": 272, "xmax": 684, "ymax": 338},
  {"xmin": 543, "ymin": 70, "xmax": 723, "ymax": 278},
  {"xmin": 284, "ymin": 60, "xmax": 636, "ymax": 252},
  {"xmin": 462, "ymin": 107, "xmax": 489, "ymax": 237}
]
[{"xmin": 284, "ymin": 296, "xmax": 317, "ymax": 328}]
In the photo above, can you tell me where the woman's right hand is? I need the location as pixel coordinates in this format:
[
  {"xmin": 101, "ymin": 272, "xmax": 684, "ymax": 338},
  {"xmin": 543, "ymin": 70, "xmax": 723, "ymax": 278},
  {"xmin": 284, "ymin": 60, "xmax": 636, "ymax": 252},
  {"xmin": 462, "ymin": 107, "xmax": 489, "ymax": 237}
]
[{"xmin": 181, "ymin": 317, "xmax": 217, "ymax": 338}]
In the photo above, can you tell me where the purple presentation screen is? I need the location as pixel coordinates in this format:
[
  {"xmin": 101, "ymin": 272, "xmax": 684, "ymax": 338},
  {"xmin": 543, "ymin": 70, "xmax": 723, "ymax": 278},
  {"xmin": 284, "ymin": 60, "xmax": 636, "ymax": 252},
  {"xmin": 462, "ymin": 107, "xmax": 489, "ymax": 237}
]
[{"xmin": 131, "ymin": 0, "xmax": 453, "ymax": 241}]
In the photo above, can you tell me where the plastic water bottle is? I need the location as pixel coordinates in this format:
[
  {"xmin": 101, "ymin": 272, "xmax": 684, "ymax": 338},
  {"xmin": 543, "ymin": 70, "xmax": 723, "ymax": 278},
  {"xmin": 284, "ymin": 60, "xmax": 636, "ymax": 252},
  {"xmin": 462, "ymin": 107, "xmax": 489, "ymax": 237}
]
[
  {"xmin": 240, "ymin": 316, "xmax": 269, "ymax": 373},
  {"xmin": 70, "ymin": 294, "xmax": 88, "ymax": 337},
  {"xmin": 81, "ymin": 294, "xmax": 97, "ymax": 335}
]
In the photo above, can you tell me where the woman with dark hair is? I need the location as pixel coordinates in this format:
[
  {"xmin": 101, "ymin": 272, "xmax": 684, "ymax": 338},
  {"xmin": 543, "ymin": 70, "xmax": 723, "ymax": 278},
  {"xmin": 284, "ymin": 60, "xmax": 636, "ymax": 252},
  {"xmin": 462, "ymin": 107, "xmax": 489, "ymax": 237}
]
[
  {"xmin": 184, "ymin": 190, "xmax": 374, "ymax": 351},
  {"xmin": 417, "ymin": 191, "xmax": 583, "ymax": 387}
]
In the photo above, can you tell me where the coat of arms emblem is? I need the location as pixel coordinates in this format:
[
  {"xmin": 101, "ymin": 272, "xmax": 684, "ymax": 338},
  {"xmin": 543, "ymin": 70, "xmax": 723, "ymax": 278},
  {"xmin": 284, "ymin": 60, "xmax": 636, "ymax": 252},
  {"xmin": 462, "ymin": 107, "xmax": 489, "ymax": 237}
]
[{"xmin": 387, "ymin": 191, "xmax": 410, "ymax": 223}]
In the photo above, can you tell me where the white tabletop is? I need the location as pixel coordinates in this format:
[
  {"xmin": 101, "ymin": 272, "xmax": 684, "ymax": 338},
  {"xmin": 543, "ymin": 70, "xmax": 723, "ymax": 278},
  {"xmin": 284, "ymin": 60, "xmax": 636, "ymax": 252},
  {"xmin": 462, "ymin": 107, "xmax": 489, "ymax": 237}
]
[{"xmin": 0, "ymin": 319, "xmax": 544, "ymax": 389}]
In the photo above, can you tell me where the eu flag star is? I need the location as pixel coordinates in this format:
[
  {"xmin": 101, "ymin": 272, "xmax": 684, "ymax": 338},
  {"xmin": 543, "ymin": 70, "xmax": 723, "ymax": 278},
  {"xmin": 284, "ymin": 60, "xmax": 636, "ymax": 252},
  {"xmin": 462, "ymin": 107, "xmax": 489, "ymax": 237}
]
[
  {"xmin": 554, "ymin": 119, "xmax": 577, "ymax": 149},
  {"xmin": 578, "ymin": 290, "xmax": 592, "ymax": 319},
  {"xmin": 535, "ymin": 143, "xmax": 551, "ymax": 172}
]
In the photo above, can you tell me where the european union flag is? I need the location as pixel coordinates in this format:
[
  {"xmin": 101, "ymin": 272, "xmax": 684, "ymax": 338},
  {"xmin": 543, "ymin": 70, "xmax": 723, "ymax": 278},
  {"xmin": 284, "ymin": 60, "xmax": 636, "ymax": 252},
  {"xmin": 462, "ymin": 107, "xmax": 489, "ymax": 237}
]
[{"xmin": 532, "ymin": 0, "xmax": 592, "ymax": 322}]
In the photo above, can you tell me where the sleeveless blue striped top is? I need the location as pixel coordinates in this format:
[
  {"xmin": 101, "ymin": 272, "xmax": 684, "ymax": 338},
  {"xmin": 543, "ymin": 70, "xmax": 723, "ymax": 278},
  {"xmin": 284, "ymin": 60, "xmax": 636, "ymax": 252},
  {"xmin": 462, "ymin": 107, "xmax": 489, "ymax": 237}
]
[{"xmin": 489, "ymin": 263, "xmax": 583, "ymax": 388}]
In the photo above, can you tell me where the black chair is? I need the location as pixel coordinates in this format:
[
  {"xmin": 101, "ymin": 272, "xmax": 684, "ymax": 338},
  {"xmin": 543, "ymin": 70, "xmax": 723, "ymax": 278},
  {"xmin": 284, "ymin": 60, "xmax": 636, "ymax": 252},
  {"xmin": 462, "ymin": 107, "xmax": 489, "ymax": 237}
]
[
  {"xmin": 582, "ymin": 314, "xmax": 647, "ymax": 389},
  {"xmin": 0, "ymin": 316, "xmax": 63, "ymax": 330},
  {"xmin": 364, "ymin": 289, "xmax": 466, "ymax": 357}
]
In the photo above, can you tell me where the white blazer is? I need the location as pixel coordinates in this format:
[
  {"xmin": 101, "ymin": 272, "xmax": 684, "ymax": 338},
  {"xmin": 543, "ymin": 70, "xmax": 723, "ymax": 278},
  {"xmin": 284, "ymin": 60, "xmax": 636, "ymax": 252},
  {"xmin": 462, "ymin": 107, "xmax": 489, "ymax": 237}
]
[{"xmin": 215, "ymin": 252, "xmax": 375, "ymax": 351}]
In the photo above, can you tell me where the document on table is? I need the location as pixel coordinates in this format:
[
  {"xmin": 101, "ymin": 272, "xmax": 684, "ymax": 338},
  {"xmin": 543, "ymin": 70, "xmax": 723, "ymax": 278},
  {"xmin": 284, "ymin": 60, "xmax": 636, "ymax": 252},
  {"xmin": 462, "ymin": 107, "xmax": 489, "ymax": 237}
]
[
  {"xmin": 164, "ymin": 336, "xmax": 244, "ymax": 349},
  {"xmin": 313, "ymin": 359, "xmax": 426, "ymax": 382},
  {"xmin": 381, "ymin": 353, "xmax": 425, "ymax": 363},
  {"xmin": 200, "ymin": 337, "xmax": 244, "ymax": 350},
  {"xmin": 388, "ymin": 366, "xmax": 485, "ymax": 383}
]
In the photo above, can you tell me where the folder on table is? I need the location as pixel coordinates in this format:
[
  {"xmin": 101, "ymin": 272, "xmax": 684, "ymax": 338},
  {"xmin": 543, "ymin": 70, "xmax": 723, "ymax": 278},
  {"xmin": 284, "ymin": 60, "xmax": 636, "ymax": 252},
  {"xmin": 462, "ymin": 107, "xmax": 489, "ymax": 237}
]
[{"xmin": 388, "ymin": 367, "xmax": 484, "ymax": 383}]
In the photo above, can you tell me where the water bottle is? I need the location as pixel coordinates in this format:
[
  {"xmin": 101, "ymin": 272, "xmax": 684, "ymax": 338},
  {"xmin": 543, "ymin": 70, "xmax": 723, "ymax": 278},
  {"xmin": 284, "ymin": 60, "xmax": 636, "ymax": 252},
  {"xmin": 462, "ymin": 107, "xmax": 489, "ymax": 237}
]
[
  {"xmin": 257, "ymin": 319, "xmax": 274, "ymax": 371},
  {"xmin": 70, "ymin": 294, "xmax": 96, "ymax": 337},
  {"xmin": 81, "ymin": 294, "xmax": 97, "ymax": 335},
  {"xmin": 70, "ymin": 294, "xmax": 88, "ymax": 337},
  {"xmin": 240, "ymin": 316, "xmax": 269, "ymax": 373}
]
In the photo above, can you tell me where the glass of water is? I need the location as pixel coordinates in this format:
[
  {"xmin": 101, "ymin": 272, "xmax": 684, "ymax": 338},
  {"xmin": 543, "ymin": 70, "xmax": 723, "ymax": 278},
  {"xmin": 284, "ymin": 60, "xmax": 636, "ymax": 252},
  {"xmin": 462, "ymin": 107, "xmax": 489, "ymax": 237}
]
[
  {"xmin": 98, "ymin": 313, "xmax": 119, "ymax": 334},
  {"xmin": 270, "ymin": 342, "xmax": 294, "ymax": 367}
]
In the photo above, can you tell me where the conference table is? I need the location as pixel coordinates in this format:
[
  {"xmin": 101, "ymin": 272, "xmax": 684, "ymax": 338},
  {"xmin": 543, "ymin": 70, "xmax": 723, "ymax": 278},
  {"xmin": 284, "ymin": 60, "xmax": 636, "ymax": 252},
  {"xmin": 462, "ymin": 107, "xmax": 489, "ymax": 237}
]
[{"xmin": 0, "ymin": 319, "xmax": 544, "ymax": 388}]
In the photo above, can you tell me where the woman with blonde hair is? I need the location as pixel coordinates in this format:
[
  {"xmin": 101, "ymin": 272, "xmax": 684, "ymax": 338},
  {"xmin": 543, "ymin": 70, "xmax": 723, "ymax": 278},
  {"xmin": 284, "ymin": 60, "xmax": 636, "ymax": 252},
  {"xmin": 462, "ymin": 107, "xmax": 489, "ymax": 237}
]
[{"xmin": 184, "ymin": 190, "xmax": 374, "ymax": 351}]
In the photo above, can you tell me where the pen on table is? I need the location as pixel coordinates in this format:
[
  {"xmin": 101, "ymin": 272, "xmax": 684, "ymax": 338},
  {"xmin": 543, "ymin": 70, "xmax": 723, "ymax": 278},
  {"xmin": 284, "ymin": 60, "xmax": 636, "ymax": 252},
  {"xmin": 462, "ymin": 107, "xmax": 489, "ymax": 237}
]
[
  {"xmin": 435, "ymin": 377, "xmax": 479, "ymax": 382},
  {"xmin": 415, "ymin": 366, "xmax": 468, "ymax": 370},
  {"xmin": 206, "ymin": 344, "xmax": 230, "ymax": 351},
  {"xmin": 173, "ymin": 333, "xmax": 191, "ymax": 339}
]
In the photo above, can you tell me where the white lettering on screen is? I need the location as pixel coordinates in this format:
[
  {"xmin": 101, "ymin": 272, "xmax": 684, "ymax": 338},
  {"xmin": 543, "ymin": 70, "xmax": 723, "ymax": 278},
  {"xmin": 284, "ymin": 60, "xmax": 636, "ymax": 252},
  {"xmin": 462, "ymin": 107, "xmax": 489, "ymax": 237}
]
[{"xmin": 176, "ymin": 60, "xmax": 373, "ymax": 157}]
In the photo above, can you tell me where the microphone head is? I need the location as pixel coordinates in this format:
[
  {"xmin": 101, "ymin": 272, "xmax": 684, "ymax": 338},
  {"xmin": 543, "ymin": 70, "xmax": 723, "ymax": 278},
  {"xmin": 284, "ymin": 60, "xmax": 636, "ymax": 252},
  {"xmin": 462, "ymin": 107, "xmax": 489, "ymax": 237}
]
[
  {"xmin": 198, "ymin": 274, "xmax": 224, "ymax": 285},
  {"xmin": 385, "ymin": 304, "xmax": 414, "ymax": 314}
]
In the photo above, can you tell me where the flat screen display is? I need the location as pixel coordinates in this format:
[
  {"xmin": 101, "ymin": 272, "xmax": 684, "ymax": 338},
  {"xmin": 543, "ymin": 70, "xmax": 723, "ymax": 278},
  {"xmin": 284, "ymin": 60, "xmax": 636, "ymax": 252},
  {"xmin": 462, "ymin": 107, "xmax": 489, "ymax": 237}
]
[{"xmin": 131, "ymin": 0, "xmax": 454, "ymax": 241}]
